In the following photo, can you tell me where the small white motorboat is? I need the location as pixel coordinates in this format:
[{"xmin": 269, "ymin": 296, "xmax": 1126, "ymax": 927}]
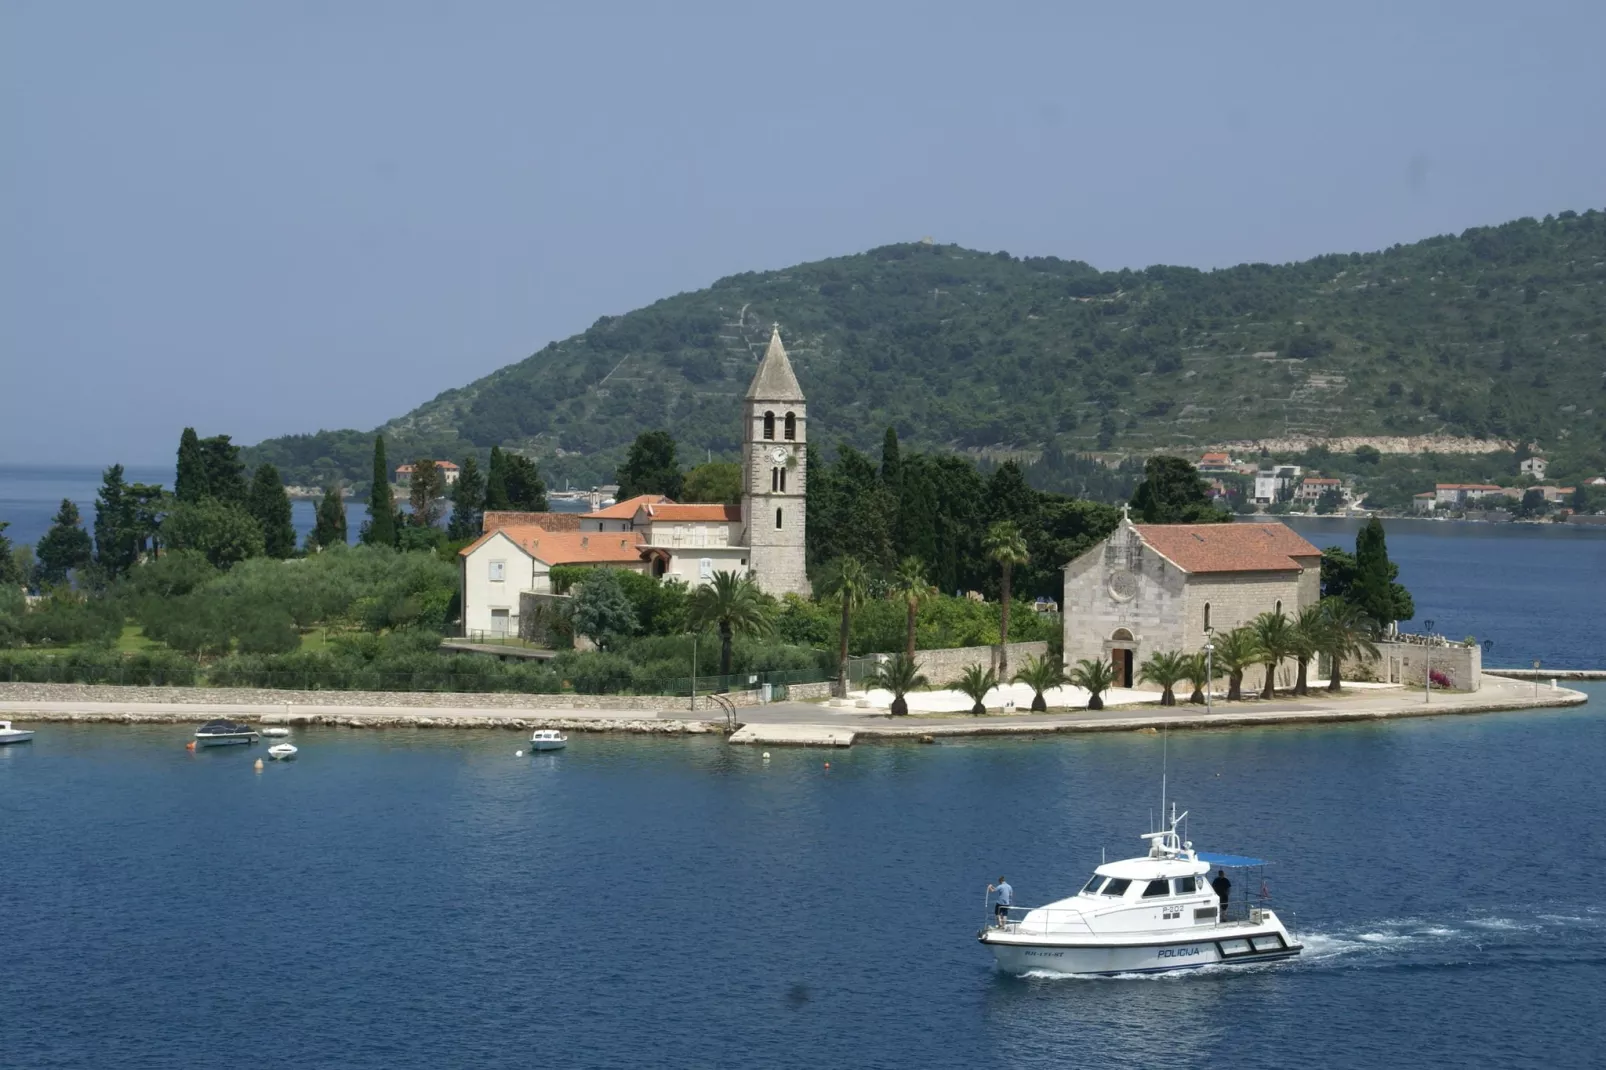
[
  {"xmin": 268, "ymin": 743, "xmax": 298, "ymax": 761},
  {"xmin": 193, "ymin": 719, "xmax": 260, "ymax": 747},
  {"xmin": 528, "ymin": 729, "xmax": 568, "ymax": 752},
  {"xmin": 261, "ymin": 727, "xmax": 291, "ymax": 738},
  {"xmin": 979, "ymin": 806, "xmax": 1302, "ymax": 976},
  {"xmin": 0, "ymin": 720, "xmax": 34, "ymax": 745}
]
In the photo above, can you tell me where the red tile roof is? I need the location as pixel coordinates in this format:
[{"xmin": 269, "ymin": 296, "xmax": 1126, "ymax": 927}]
[
  {"xmin": 589, "ymin": 494, "xmax": 671, "ymax": 520},
  {"xmin": 459, "ymin": 525, "xmax": 646, "ymax": 564},
  {"xmin": 639, "ymin": 503, "xmax": 742, "ymax": 523},
  {"xmin": 1133, "ymin": 522, "xmax": 1320, "ymax": 574},
  {"xmin": 482, "ymin": 510, "xmax": 583, "ymax": 533}
]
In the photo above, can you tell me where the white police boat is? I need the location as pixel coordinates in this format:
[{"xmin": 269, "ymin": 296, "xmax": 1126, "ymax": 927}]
[{"xmin": 978, "ymin": 808, "xmax": 1302, "ymax": 976}]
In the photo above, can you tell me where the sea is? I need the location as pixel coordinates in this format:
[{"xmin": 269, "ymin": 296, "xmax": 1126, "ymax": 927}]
[
  {"xmin": 3, "ymin": 687, "xmax": 1602, "ymax": 1069},
  {"xmin": 3, "ymin": 465, "xmax": 1602, "ymax": 669}
]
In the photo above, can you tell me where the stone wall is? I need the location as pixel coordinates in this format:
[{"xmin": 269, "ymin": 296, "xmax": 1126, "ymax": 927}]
[
  {"xmin": 913, "ymin": 642, "xmax": 1049, "ymax": 683},
  {"xmin": 1345, "ymin": 639, "xmax": 1482, "ymax": 691}
]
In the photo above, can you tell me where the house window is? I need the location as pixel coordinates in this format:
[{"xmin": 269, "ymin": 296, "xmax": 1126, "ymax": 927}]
[
  {"xmin": 489, "ymin": 560, "xmax": 505, "ymax": 582},
  {"xmin": 784, "ymin": 412, "xmax": 796, "ymax": 440},
  {"xmin": 780, "ymin": 468, "xmax": 787, "ymax": 492},
  {"xmin": 699, "ymin": 558, "xmax": 713, "ymax": 580},
  {"xmin": 771, "ymin": 468, "xmax": 780, "ymax": 491},
  {"xmin": 1204, "ymin": 602, "xmax": 1211, "ymax": 631},
  {"xmin": 763, "ymin": 411, "xmax": 775, "ymax": 440},
  {"xmin": 775, "ymin": 508, "xmax": 783, "ymax": 529}
]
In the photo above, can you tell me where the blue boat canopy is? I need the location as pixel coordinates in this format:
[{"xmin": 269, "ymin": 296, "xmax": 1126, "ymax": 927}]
[{"xmin": 1196, "ymin": 851, "xmax": 1269, "ymax": 868}]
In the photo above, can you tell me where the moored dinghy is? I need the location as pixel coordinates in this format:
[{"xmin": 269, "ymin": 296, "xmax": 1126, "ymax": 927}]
[
  {"xmin": 268, "ymin": 743, "xmax": 298, "ymax": 760},
  {"xmin": 261, "ymin": 727, "xmax": 291, "ymax": 738},
  {"xmin": 978, "ymin": 807, "xmax": 1302, "ymax": 976}
]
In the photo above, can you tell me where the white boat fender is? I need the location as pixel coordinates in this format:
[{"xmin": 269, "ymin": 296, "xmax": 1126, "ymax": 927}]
[{"xmin": 516, "ymin": 750, "xmax": 523, "ymax": 757}]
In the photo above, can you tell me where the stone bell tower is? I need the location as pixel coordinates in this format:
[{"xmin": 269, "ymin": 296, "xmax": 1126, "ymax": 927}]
[{"xmin": 740, "ymin": 325, "xmax": 809, "ymax": 596}]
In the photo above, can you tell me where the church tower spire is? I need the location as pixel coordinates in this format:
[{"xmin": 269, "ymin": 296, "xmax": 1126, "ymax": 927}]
[{"xmin": 741, "ymin": 325, "xmax": 809, "ymax": 596}]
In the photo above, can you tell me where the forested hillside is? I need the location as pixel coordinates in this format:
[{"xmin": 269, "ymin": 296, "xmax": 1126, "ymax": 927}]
[{"xmin": 248, "ymin": 209, "xmax": 1606, "ymax": 489}]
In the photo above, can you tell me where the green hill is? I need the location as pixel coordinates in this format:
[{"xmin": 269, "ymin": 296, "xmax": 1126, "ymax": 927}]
[{"xmin": 248, "ymin": 209, "xmax": 1606, "ymax": 489}]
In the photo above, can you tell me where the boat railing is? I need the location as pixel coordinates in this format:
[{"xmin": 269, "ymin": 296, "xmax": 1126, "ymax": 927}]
[{"xmin": 986, "ymin": 904, "xmax": 1094, "ymax": 935}]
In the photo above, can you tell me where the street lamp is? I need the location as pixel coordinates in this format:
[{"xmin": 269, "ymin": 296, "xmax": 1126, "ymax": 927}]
[
  {"xmin": 1203, "ymin": 628, "xmax": 1215, "ymax": 714},
  {"xmin": 1423, "ymin": 618, "xmax": 1436, "ymax": 703}
]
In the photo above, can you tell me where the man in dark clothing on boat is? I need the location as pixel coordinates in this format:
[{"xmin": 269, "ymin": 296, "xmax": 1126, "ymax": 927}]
[{"xmin": 1211, "ymin": 869, "xmax": 1232, "ymax": 912}]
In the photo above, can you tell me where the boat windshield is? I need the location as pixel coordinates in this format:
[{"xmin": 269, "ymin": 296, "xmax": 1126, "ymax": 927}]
[
  {"xmin": 1101, "ymin": 878, "xmax": 1132, "ymax": 897},
  {"xmin": 1080, "ymin": 874, "xmax": 1105, "ymax": 895}
]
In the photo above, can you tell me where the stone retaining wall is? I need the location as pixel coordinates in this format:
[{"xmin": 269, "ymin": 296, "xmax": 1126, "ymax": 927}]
[{"xmin": 914, "ymin": 642, "xmax": 1049, "ymax": 683}]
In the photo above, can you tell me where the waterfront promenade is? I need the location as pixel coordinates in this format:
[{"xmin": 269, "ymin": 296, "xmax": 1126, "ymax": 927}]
[{"xmin": 0, "ymin": 672, "xmax": 1588, "ymax": 744}]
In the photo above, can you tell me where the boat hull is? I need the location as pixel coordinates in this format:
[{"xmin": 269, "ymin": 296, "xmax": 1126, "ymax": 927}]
[
  {"xmin": 0, "ymin": 730, "xmax": 34, "ymax": 745},
  {"xmin": 528, "ymin": 741, "xmax": 567, "ymax": 752},
  {"xmin": 982, "ymin": 924, "xmax": 1302, "ymax": 976},
  {"xmin": 195, "ymin": 734, "xmax": 258, "ymax": 747}
]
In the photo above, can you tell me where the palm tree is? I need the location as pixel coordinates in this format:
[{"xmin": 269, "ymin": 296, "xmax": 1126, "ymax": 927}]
[
  {"xmin": 982, "ymin": 521, "xmax": 1030, "ymax": 678},
  {"xmin": 816, "ymin": 556, "xmax": 871, "ymax": 697},
  {"xmin": 686, "ymin": 570, "xmax": 775, "ymax": 678},
  {"xmin": 889, "ymin": 556, "xmax": 934, "ymax": 662},
  {"xmin": 1250, "ymin": 610, "xmax": 1296, "ymax": 699},
  {"xmin": 869, "ymin": 653, "xmax": 928, "ymax": 716},
  {"xmin": 1069, "ymin": 657, "xmax": 1116, "ymax": 711},
  {"xmin": 1012, "ymin": 654, "xmax": 1065, "ymax": 712},
  {"xmin": 1289, "ymin": 603, "xmax": 1328, "ymax": 696},
  {"xmin": 1180, "ymin": 651, "xmax": 1209, "ymax": 705},
  {"xmin": 1211, "ymin": 627, "xmax": 1259, "ymax": 702},
  {"xmin": 1138, "ymin": 650, "xmax": 1188, "ymax": 706},
  {"xmin": 1319, "ymin": 596, "xmax": 1380, "ymax": 691},
  {"xmin": 954, "ymin": 664, "xmax": 998, "ymax": 716}
]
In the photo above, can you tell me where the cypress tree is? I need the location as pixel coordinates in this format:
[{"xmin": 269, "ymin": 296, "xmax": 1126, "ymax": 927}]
[
  {"xmin": 199, "ymin": 435, "xmax": 247, "ymax": 503},
  {"xmin": 310, "ymin": 483, "xmax": 347, "ymax": 550},
  {"xmin": 247, "ymin": 463, "xmax": 297, "ymax": 558},
  {"xmin": 36, "ymin": 499, "xmax": 94, "ymax": 585},
  {"xmin": 615, "ymin": 431, "xmax": 682, "ymax": 499},
  {"xmin": 1350, "ymin": 517, "xmax": 1414, "ymax": 628},
  {"xmin": 0, "ymin": 521, "xmax": 22, "ymax": 587},
  {"xmin": 447, "ymin": 456, "xmax": 486, "ymax": 540},
  {"xmin": 485, "ymin": 446, "xmax": 511, "ymax": 511},
  {"xmin": 175, "ymin": 428, "xmax": 206, "ymax": 502},
  {"xmin": 501, "ymin": 453, "xmax": 548, "ymax": 511},
  {"xmin": 407, "ymin": 458, "xmax": 445, "ymax": 527},
  {"xmin": 364, "ymin": 435, "xmax": 397, "ymax": 546},
  {"xmin": 880, "ymin": 426, "xmax": 901, "ymax": 487},
  {"xmin": 93, "ymin": 463, "xmax": 140, "ymax": 578}
]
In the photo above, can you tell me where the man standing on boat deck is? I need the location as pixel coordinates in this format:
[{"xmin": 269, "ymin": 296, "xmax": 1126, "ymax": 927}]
[
  {"xmin": 1212, "ymin": 869, "xmax": 1232, "ymax": 912},
  {"xmin": 988, "ymin": 877, "xmax": 1013, "ymax": 927}
]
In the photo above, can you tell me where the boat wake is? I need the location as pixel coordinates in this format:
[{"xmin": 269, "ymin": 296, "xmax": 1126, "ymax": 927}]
[{"xmin": 1013, "ymin": 907, "xmax": 1604, "ymax": 982}]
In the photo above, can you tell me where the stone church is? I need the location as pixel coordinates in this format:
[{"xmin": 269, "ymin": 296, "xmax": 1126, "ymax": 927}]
[
  {"xmin": 458, "ymin": 327, "xmax": 809, "ymax": 638},
  {"xmin": 1061, "ymin": 514, "xmax": 1322, "ymax": 687}
]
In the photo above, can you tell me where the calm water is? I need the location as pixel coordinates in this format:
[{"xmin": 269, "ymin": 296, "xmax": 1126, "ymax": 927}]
[
  {"xmin": 4, "ymin": 686, "xmax": 1603, "ymax": 1069},
  {"xmin": 0, "ymin": 463, "xmax": 349, "ymax": 548},
  {"xmin": 1277, "ymin": 516, "xmax": 1606, "ymax": 669}
]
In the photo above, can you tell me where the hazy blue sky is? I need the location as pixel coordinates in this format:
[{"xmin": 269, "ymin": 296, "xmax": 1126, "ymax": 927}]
[{"xmin": 4, "ymin": 0, "xmax": 1603, "ymax": 465}]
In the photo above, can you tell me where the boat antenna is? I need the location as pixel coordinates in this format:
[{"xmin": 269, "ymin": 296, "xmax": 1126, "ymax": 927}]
[{"xmin": 1160, "ymin": 723, "xmax": 1168, "ymax": 834}]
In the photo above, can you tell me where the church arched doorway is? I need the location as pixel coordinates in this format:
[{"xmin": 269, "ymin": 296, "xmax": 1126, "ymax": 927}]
[{"xmin": 1110, "ymin": 629, "xmax": 1135, "ymax": 688}]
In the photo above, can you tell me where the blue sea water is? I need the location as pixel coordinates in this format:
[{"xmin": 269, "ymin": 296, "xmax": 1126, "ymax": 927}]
[{"xmin": 3, "ymin": 687, "xmax": 1603, "ymax": 1069}]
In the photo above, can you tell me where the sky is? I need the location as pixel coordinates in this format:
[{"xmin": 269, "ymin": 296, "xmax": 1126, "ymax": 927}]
[{"xmin": 3, "ymin": 0, "xmax": 1604, "ymax": 466}]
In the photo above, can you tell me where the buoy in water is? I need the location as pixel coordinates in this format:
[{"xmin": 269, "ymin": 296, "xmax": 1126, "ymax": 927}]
[
  {"xmin": 823, "ymin": 762, "xmax": 830, "ymax": 770},
  {"xmin": 516, "ymin": 750, "xmax": 524, "ymax": 757},
  {"xmin": 762, "ymin": 751, "xmax": 771, "ymax": 760},
  {"xmin": 185, "ymin": 740, "xmax": 196, "ymax": 751},
  {"xmin": 254, "ymin": 758, "xmax": 264, "ymax": 771}
]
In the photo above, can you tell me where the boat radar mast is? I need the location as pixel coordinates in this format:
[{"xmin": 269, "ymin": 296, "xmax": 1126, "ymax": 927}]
[{"xmin": 1140, "ymin": 805, "xmax": 1195, "ymax": 860}]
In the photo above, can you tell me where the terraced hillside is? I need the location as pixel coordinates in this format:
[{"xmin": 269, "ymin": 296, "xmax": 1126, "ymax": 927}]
[{"xmin": 248, "ymin": 209, "xmax": 1606, "ymax": 489}]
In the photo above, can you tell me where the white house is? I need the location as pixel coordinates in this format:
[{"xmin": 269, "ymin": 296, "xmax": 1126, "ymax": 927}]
[
  {"xmin": 1294, "ymin": 476, "xmax": 1341, "ymax": 503},
  {"xmin": 1519, "ymin": 456, "xmax": 1547, "ymax": 480},
  {"xmin": 459, "ymin": 526, "xmax": 651, "ymax": 638},
  {"xmin": 1253, "ymin": 466, "xmax": 1302, "ymax": 505}
]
